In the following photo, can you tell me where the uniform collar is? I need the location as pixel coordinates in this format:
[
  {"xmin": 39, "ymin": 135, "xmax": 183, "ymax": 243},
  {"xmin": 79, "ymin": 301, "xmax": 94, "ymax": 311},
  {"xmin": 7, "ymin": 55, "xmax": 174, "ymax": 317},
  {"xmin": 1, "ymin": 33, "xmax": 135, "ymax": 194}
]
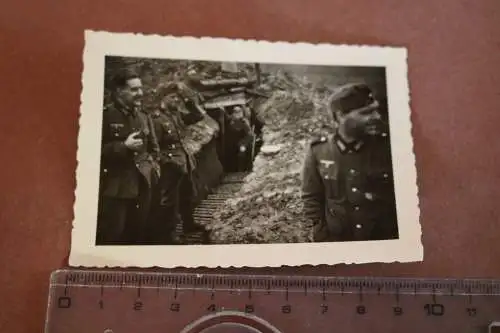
[
  {"xmin": 152, "ymin": 109, "xmax": 162, "ymax": 117},
  {"xmin": 333, "ymin": 131, "xmax": 365, "ymax": 154},
  {"xmin": 113, "ymin": 97, "xmax": 137, "ymax": 117}
]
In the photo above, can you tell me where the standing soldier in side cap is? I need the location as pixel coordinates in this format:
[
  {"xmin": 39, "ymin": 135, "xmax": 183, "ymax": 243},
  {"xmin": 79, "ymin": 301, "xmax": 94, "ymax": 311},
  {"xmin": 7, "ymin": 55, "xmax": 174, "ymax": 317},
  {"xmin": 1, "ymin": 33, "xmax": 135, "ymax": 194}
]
[
  {"xmin": 149, "ymin": 82, "xmax": 207, "ymax": 244},
  {"xmin": 300, "ymin": 82, "xmax": 399, "ymax": 242},
  {"xmin": 97, "ymin": 67, "xmax": 160, "ymax": 245}
]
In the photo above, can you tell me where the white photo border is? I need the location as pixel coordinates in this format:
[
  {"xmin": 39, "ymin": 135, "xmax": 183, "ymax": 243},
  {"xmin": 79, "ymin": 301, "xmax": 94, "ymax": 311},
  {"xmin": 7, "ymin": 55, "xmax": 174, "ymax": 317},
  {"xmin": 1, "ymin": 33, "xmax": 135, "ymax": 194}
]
[{"xmin": 69, "ymin": 30, "xmax": 423, "ymax": 268}]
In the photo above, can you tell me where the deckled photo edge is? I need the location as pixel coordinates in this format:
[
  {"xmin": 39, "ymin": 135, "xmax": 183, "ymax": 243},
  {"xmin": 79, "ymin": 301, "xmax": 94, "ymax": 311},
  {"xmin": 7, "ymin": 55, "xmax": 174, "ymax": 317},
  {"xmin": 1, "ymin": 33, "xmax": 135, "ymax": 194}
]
[
  {"xmin": 384, "ymin": 48, "xmax": 423, "ymax": 253},
  {"xmin": 69, "ymin": 31, "xmax": 422, "ymax": 268}
]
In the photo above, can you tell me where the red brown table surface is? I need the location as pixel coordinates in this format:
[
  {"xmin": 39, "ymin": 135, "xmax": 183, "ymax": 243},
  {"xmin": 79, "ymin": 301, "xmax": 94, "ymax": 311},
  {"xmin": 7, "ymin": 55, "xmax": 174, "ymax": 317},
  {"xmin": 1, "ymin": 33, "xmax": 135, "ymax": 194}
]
[{"xmin": 1, "ymin": 1, "xmax": 499, "ymax": 332}]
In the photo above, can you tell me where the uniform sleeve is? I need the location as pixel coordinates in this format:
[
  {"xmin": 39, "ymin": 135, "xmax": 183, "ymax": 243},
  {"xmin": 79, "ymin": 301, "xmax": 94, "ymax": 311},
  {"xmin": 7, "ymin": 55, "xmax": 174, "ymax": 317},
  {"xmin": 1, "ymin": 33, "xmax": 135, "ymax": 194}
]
[
  {"xmin": 146, "ymin": 114, "xmax": 160, "ymax": 161},
  {"xmin": 300, "ymin": 144, "xmax": 325, "ymax": 224},
  {"xmin": 102, "ymin": 141, "xmax": 129, "ymax": 158}
]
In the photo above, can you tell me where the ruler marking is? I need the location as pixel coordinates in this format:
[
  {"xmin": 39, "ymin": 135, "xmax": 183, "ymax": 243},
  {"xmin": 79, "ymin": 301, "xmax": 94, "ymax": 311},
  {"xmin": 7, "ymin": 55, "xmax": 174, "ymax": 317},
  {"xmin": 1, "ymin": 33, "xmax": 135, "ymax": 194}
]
[
  {"xmin": 248, "ymin": 280, "xmax": 253, "ymax": 300},
  {"xmin": 395, "ymin": 286, "xmax": 400, "ymax": 304},
  {"xmin": 192, "ymin": 277, "xmax": 197, "ymax": 295},
  {"xmin": 432, "ymin": 288, "xmax": 436, "ymax": 303},
  {"xmin": 210, "ymin": 279, "xmax": 215, "ymax": 300},
  {"xmin": 83, "ymin": 272, "xmax": 89, "ymax": 286},
  {"xmin": 358, "ymin": 285, "xmax": 363, "ymax": 302},
  {"xmin": 49, "ymin": 283, "xmax": 500, "ymax": 296},
  {"xmin": 229, "ymin": 279, "xmax": 234, "ymax": 294},
  {"xmin": 156, "ymin": 277, "xmax": 162, "ymax": 295}
]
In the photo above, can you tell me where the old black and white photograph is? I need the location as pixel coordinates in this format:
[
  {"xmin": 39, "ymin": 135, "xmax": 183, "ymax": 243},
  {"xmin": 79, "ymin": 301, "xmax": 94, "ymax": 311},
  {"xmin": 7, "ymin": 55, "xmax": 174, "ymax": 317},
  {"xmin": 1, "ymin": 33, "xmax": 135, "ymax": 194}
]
[{"xmin": 69, "ymin": 31, "xmax": 422, "ymax": 267}]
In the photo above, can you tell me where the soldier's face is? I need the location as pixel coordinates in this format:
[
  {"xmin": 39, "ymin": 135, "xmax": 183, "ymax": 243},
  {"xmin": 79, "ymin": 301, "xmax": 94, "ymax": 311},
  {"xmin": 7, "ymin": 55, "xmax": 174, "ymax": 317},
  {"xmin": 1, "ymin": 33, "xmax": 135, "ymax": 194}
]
[
  {"xmin": 118, "ymin": 78, "xmax": 143, "ymax": 108},
  {"xmin": 162, "ymin": 94, "xmax": 181, "ymax": 111},
  {"xmin": 339, "ymin": 107, "xmax": 383, "ymax": 137},
  {"xmin": 233, "ymin": 107, "xmax": 243, "ymax": 118}
]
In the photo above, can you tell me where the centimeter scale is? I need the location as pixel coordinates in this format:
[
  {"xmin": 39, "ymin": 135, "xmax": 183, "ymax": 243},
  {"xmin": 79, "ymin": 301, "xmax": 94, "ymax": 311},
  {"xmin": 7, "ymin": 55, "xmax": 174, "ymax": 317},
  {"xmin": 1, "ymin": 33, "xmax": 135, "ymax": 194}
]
[{"xmin": 45, "ymin": 269, "xmax": 500, "ymax": 333}]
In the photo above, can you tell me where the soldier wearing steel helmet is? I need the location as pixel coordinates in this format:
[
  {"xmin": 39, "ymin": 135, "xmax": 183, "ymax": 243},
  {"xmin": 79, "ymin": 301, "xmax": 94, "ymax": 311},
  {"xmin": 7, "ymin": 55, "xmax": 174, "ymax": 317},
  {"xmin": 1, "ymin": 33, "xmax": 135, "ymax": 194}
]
[{"xmin": 300, "ymin": 82, "xmax": 399, "ymax": 242}]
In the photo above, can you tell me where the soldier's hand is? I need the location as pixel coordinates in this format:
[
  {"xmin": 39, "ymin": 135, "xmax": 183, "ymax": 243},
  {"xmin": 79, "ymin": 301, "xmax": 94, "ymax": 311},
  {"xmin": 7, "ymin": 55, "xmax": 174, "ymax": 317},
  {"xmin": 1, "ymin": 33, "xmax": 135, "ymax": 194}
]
[{"xmin": 124, "ymin": 131, "xmax": 143, "ymax": 151}]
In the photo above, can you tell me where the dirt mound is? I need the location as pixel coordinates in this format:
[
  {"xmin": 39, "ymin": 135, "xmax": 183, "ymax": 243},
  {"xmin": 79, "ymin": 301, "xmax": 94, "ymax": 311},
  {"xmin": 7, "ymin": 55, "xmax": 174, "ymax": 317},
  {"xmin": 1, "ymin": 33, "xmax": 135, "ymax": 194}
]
[{"xmin": 207, "ymin": 71, "xmax": 335, "ymax": 244}]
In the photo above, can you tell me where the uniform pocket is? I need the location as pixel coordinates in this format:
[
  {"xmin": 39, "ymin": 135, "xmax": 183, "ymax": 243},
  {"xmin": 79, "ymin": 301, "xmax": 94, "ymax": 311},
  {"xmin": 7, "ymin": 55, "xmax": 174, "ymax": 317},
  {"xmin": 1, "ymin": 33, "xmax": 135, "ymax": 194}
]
[{"xmin": 324, "ymin": 199, "xmax": 347, "ymax": 236}]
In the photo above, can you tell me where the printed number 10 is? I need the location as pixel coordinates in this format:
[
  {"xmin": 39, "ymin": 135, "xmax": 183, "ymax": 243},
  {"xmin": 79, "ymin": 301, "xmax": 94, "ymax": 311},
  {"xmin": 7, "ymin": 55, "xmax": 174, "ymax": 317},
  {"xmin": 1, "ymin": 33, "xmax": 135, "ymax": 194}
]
[{"xmin": 424, "ymin": 304, "xmax": 445, "ymax": 316}]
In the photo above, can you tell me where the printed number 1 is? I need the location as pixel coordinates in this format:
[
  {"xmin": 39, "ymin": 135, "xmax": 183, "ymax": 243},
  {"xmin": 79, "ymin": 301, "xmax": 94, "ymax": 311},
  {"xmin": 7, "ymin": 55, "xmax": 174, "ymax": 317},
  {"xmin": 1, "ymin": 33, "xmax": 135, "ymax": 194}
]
[{"xmin": 393, "ymin": 306, "xmax": 403, "ymax": 316}]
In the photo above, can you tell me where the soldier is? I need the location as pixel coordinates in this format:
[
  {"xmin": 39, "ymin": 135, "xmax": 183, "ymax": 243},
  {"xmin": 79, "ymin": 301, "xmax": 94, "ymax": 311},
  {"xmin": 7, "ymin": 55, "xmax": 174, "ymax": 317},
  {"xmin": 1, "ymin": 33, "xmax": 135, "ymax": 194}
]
[
  {"xmin": 226, "ymin": 105, "xmax": 254, "ymax": 171},
  {"xmin": 149, "ymin": 82, "xmax": 207, "ymax": 244},
  {"xmin": 96, "ymin": 68, "xmax": 160, "ymax": 245},
  {"xmin": 300, "ymin": 82, "xmax": 399, "ymax": 242}
]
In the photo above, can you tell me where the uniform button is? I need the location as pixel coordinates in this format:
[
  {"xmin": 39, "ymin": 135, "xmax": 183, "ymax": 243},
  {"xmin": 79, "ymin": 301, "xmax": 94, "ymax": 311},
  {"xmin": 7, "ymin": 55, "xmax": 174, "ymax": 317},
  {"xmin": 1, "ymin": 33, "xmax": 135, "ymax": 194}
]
[
  {"xmin": 168, "ymin": 153, "xmax": 173, "ymax": 157},
  {"xmin": 352, "ymin": 187, "xmax": 358, "ymax": 192},
  {"xmin": 168, "ymin": 130, "xmax": 172, "ymax": 134},
  {"xmin": 349, "ymin": 169, "xmax": 356, "ymax": 174},
  {"xmin": 103, "ymin": 169, "xmax": 107, "ymax": 173},
  {"xmin": 171, "ymin": 144, "xmax": 176, "ymax": 148},
  {"xmin": 382, "ymin": 132, "xmax": 388, "ymax": 137},
  {"xmin": 324, "ymin": 175, "xmax": 329, "ymax": 180},
  {"xmin": 365, "ymin": 192, "xmax": 374, "ymax": 200},
  {"xmin": 135, "ymin": 163, "xmax": 139, "ymax": 168},
  {"xmin": 383, "ymin": 173, "xmax": 389, "ymax": 178},
  {"xmin": 354, "ymin": 206, "xmax": 360, "ymax": 211},
  {"xmin": 355, "ymin": 224, "xmax": 362, "ymax": 229},
  {"xmin": 136, "ymin": 204, "xmax": 140, "ymax": 209},
  {"xmin": 114, "ymin": 133, "xmax": 119, "ymax": 137}
]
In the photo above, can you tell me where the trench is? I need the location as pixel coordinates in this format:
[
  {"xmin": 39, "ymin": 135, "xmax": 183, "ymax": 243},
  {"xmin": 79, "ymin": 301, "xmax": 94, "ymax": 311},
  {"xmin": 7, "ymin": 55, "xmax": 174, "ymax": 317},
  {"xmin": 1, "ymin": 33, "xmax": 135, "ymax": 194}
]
[{"xmin": 174, "ymin": 171, "xmax": 250, "ymax": 244}]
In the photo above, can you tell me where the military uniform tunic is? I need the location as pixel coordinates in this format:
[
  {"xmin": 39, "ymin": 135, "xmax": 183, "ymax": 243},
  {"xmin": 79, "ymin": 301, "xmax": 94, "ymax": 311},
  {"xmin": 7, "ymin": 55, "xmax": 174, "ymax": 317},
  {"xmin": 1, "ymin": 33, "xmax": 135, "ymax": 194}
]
[
  {"xmin": 149, "ymin": 101, "xmax": 205, "ymax": 241},
  {"xmin": 100, "ymin": 103, "xmax": 160, "ymax": 197},
  {"xmin": 97, "ymin": 101, "xmax": 160, "ymax": 245},
  {"xmin": 301, "ymin": 132, "xmax": 399, "ymax": 242},
  {"xmin": 150, "ymin": 102, "xmax": 204, "ymax": 173}
]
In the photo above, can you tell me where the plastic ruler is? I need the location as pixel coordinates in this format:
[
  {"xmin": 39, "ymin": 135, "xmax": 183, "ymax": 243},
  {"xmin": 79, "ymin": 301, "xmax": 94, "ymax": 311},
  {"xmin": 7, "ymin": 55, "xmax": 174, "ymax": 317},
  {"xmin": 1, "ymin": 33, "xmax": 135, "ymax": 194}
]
[{"xmin": 45, "ymin": 269, "xmax": 500, "ymax": 333}]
